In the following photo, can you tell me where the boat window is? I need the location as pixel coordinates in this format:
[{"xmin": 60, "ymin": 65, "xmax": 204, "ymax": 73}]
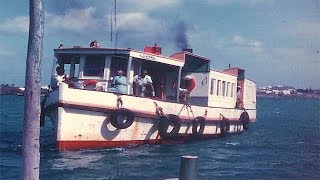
[
  {"xmin": 210, "ymin": 78, "xmax": 215, "ymax": 95},
  {"xmin": 222, "ymin": 81, "xmax": 226, "ymax": 96},
  {"xmin": 183, "ymin": 55, "xmax": 210, "ymax": 72},
  {"xmin": 231, "ymin": 83, "xmax": 235, "ymax": 98},
  {"xmin": 73, "ymin": 64, "xmax": 80, "ymax": 78},
  {"xmin": 57, "ymin": 56, "xmax": 80, "ymax": 78},
  {"xmin": 84, "ymin": 55, "xmax": 105, "ymax": 77},
  {"xmin": 216, "ymin": 80, "xmax": 221, "ymax": 96},
  {"xmin": 64, "ymin": 64, "xmax": 71, "ymax": 76},
  {"xmin": 110, "ymin": 56, "xmax": 128, "ymax": 78},
  {"xmin": 226, "ymin": 82, "xmax": 230, "ymax": 97}
]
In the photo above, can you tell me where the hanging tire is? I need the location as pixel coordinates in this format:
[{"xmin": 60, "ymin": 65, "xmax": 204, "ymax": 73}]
[
  {"xmin": 40, "ymin": 108, "xmax": 45, "ymax": 127},
  {"xmin": 240, "ymin": 111, "xmax": 250, "ymax": 130},
  {"xmin": 110, "ymin": 108, "xmax": 135, "ymax": 129},
  {"xmin": 158, "ymin": 114, "xmax": 181, "ymax": 139},
  {"xmin": 40, "ymin": 95, "xmax": 47, "ymax": 127},
  {"xmin": 192, "ymin": 116, "xmax": 205, "ymax": 137},
  {"xmin": 220, "ymin": 118, "xmax": 230, "ymax": 136}
]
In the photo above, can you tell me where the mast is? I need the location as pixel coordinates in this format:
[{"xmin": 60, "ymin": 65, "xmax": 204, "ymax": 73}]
[{"xmin": 114, "ymin": 0, "xmax": 117, "ymax": 48}]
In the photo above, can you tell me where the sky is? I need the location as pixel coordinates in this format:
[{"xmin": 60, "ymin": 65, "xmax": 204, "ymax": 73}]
[{"xmin": 0, "ymin": 0, "xmax": 319, "ymax": 89}]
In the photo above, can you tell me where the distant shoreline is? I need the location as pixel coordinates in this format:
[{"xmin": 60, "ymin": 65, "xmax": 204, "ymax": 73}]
[{"xmin": 257, "ymin": 93, "xmax": 320, "ymax": 99}]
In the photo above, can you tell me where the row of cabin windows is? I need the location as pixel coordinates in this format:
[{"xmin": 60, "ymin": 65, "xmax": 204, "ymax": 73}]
[
  {"xmin": 210, "ymin": 78, "xmax": 236, "ymax": 98},
  {"xmin": 62, "ymin": 56, "xmax": 127, "ymax": 79}
]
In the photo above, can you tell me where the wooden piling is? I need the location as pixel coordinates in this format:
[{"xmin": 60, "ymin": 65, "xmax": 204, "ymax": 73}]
[
  {"xmin": 179, "ymin": 155, "xmax": 198, "ymax": 180},
  {"xmin": 22, "ymin": 0, "xmax": 44, "ymax": 179}
]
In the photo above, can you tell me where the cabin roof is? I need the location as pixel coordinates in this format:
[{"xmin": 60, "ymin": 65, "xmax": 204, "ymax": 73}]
[
  {"xmin": 54, "ymin": 47, "xmax": 185, "ymax": 67},
  {"xmin": 54, "ymin": 47, "xmax": 130, "ymax": 55},
  {"xmin": 169, "ymin": 51, "xmax": 211, "ymax": 62}
]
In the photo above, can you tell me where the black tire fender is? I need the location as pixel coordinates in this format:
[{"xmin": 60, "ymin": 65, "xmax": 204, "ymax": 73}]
[
  {"xmin": 239, "ymin": 111, "xmax": 250, "ymax": 130},
  {"xmin": 110, "ymin": 108, "xmax": 135, "ymax": 129},
  {"xmin": 158, "ymin": 114, "xmax": 181, "ymax": 139},
  {"xmin": 220, "ymin": 118, "xmax": 230, "ymax": 136},
  {"xmin": 192, "ymin": 116, "xmax": 205, "ymax": 136},
  {"xmin": 40, "ymin": 108, "xmax": 45, "ymax": 127}
]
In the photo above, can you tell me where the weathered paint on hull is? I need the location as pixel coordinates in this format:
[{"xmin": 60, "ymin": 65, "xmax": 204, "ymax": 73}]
[
  {"xmin": 44, "ymin": 84, "xmax": 256, "ymax": 151},
  {"xmin": 56, "ymin": 132, "xmax": 244, "ymax": 151}
]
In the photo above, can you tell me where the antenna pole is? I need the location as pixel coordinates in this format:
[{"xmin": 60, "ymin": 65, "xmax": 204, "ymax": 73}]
[
  {"xmin": 110, "ymin": 8, "xmax": 113, "ymax": 44},
  {"xmin": 114, "ymin": 0, "xmax": 117, "ymax": 48}
]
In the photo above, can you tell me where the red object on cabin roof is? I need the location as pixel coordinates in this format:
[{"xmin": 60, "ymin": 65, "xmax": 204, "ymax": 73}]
[{"xmin": 144, "ymin": 44, "xmax": 161, "ymax": 55}]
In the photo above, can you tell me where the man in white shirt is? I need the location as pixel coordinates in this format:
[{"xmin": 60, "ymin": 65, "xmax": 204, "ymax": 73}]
[
  {"xmin": 133, "ymin": 70, "xmax": 155, "ymax": 97},
  {"xmin": 51, "ymin": 66, "xmax": 75, "ymax": 90}
]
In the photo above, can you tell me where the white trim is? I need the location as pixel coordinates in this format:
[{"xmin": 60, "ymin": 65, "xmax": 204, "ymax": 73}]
[{"xmin": 129, "ymin": 51, "xmax": 184, "ymax": 67}]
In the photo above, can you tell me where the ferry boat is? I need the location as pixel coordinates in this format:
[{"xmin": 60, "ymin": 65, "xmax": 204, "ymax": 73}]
[{"xmin": 42, "ymin": 42, "xmax": 257, "ymax": 150}]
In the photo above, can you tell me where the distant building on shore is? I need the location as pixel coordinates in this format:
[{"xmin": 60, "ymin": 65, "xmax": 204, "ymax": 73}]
[{"xmin": 258, "ymin": 85, "xmax": 297, "ymax": 95}]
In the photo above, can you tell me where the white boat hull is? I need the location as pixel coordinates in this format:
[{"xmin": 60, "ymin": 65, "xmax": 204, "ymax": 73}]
[{"xmin": 44, "ymin": 84, "xmax": 256, "ymax": 150}]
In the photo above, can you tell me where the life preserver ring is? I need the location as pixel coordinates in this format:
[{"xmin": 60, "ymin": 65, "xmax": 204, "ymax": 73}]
[
  {"xmin": 239, "ymin": 111, "xmax": 250, "ymax": 130},
  {"xmin": 220, "ymin": 118, "xmax": 230, "ymax": 136},
  {"xmin": 192, "ymin": 116, "xmax": 205, "ymax": 137},
  {"xmin": 184, "ymin": 76, "xmax": 196, "ymax": 92},
  {"xmin": 158, "ymin": 114, "xmax": 181, "ymax": 139},
  {"xmin": 110, "ymin": 108, "xmax": 135, "ymax": 129},
  {"xmin": 171, "ymin": 76, "xmax": 196, "ymax": 92},
  {"xmin": 83, "ymin": 79, "xmax": 98, "ymax": 87}
]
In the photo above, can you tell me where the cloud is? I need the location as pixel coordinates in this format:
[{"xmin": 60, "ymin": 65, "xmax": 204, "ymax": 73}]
[
  {"xmin": 291, "ymin": 21, "xmax": 320, "ymax": 39},
  {"xmin": 0, "ymin": 16, "xmax": 29, "ymax": 34},
  {"xmin": 116, "ymin": 12, "xmax": 157, "ymax": 32},
  {"xmin": 47, "ymin": 7, "xmax": 101, "ymax": 33},
  {"xmin": 119, "ymin": 0, "xmax": 180, "ymax": 11},
  {"xmin": 206, "ymin": 0, "xmax": 270, "ymax": 6},
  {"xmin": 46, "ymin": 0, "xmax": 180, "ymax": 16},
  {"xmin": 231, "ymin": 35, "xmax": 264, "ymax": 53}
]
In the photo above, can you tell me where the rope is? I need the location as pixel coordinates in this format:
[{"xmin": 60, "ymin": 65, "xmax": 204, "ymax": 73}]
[
  {"xmin": 154, "ymin": 102, "xmax": 164, "ymax": 116},
  {"xmin": 178, "ymin": 102, "xmax": 195, "ymax": 119},
  {"xmin": 116, "ymin": 97, "xmax": 123, "ymax": 108}
]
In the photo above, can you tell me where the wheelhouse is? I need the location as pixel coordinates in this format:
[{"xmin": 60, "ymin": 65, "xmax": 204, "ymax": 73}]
[{"xmin": 52, "ymin": 45, "xmax": 186, "ymax": 102}]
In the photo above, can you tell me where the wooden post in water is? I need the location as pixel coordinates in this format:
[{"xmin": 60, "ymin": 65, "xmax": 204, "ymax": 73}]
[
  {"xmin": 179, "ymin": 155, "xmax": 199, "ymax": 180},
  {"xmin": 22, "ymin": 0, "xmax": 44, "ymax": 179}
]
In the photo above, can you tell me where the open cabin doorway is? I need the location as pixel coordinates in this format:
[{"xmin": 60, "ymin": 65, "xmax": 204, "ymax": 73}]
[{"xmin": 139, "ymin": 60, "xmax": 178, "ymax": 100}]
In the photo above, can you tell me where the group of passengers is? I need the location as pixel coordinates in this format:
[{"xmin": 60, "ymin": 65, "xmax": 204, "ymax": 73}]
[
  {"xmin": 108, "ymin": 69, "xmax": 155, "ymax": 97},
  {"xmin": 51, "ymin": 66, "xmax": 155, "ymax": 97}
]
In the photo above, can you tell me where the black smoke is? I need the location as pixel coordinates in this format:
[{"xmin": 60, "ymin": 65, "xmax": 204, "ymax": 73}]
[{"xmin": 173, "ymin": 21, "xmax": 189, "ymax": 49}]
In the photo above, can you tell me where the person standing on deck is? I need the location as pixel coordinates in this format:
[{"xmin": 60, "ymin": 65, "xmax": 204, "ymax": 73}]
[
  {"xmin": 236, "ymin": 86, "xmax": 243, "ymax": 109},
  {"xmin": 108, "ymin": 70, "xmax": 127, "ymax": 94},
  {"xmin": 50, "ymin": 66, "xmax": 75, "ymax": 90},
  {"xmin": 133, "ymin": 70, "xmax": 155, "ymax": 97}
]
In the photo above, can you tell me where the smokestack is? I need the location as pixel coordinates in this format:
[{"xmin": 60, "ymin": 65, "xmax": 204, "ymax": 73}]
[{"xmin": 182, "ymin": 48, "xmax": 193, "ymax": 53}]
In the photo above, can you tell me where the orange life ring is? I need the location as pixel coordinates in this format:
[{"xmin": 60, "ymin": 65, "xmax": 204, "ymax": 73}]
[
  {"xmin": 181, "ymin": 76, "xmax": 196, "ymax": 92},
  {"xmin": 185, "ymin": 77, "xmax": 196, "ymax": 92},
  {"xmin": 172, "ymin": 76, "xmax": 196, "ymax": 92},
  {"xmin": 83, "ymin": 79, "xmax": 98, "ymax": 87}
]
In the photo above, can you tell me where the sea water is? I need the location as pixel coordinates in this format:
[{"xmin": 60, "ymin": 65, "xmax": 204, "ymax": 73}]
[{"xmin": 0, "ymin": 95, "xmax": 319, "ymax": 179}]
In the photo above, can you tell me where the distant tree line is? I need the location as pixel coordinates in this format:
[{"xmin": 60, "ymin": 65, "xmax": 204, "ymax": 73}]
[
  {"xmin": 296, "ymin": 88, "xmax": 320, "ymax": 94},
  {"xmin": 0, "ymin": 84, "xmax": 22, "ymax": 95},
  {"xmin": 0, "ymin": 84, "xmax": 48, "ymax": 95}
]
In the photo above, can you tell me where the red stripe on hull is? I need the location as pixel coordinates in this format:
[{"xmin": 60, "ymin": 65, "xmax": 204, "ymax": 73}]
[
  {"xmin": 57, "ymin": 139, "xmax": 160, "ymax": 151},
  {"xmin": 56, "ymin": 130, "xmax": 244, "ymax": 151}
]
